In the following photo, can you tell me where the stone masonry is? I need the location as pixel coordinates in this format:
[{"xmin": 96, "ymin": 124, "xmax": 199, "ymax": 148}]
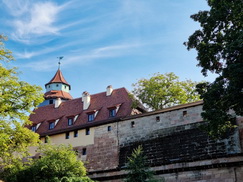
[{"xmin": 87, "ymin": 102, "xmax": 243, "ymax": 181}]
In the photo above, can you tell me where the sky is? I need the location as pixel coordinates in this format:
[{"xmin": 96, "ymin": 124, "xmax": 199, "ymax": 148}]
[{"xmin": 0, "ymin": 0, "xmax": 213, "ymax": 98}]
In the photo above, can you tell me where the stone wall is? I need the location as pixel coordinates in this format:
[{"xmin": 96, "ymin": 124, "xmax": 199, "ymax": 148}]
[
  {"xmin": 118, "ymin": 104, "xmax": 203, "ymax": 146},
  {"xmin": 83, "ymin": 122, "xmax": 119, "ymax": 172},
  {"xmin": 119, "ymin": 122, "xmax": 241, "ymax": 168},
  {"xmin": 87, "ymin": 103, "xmax": 243, "ymax": 181}
]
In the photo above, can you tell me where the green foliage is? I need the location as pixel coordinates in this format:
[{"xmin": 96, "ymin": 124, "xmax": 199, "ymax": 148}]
[
  {"xmin": 0, "ymin": 35, "xmax": 43, "ymax": 179},
  {"xmin": 185, "ymin": 0, "xmax": 243, "ymax": 137},
  {"xmin": 125, "ymin": 146, "xmax": 163, "ymax": 182},
  {"xmin": 4, "ymin": 143, "xmax": 94, "ymax": 182},
  {"xmin": 132, "ymin": 72, "xmax": 201, "ymax": 110},
  {"xmin": 0, "ymin": 35, "xmax": 14, "ymax": 62}
]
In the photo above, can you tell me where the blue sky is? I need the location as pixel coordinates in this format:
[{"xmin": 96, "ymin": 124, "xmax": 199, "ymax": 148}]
[{"xmin": 0, "ymin": 0, "xmax": 212, "ymax": 98}]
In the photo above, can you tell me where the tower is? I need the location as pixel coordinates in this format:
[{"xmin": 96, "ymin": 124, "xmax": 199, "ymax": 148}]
[{"xmin": 39, "ymin": 68, "xmax": 72, "ymax": 106}]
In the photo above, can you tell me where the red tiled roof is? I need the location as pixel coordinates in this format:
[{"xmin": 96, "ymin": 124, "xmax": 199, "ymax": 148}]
[
  {"xmin": 44, "ymin": 90, "xmax": 73, "ymax": 100},
  {"xmin": 29, "ymin": 88, "xmax": 136, "ymax": 136},
  {"xmin": 45, "ymin": 69, "xmax": 70, "ymax": 87}
]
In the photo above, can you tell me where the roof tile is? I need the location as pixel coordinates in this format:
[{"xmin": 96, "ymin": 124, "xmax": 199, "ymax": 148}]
[{"xmin": 29, "ymin": 88, "xmax": 134, "ymax": 136}]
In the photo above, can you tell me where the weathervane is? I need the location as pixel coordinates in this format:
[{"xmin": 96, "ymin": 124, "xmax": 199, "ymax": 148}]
[{"xmin": 57, "ymin": 56, "xmax": 64, "ymax": 69}]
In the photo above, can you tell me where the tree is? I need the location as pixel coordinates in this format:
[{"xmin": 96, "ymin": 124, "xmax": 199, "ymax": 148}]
[
  {"xmin": 132, "ymin": 72, "xmax": 201, "ymax": 110},
  {"xmin": 184, "ymin": 0, "xmax": 243, "ymax": 137},
  {"xmin": 125, "ymin": 145, "xmax": 162, "ymax": 182},
  {"xmin": 10, "ymin": 143, "xmax": 94, "ymax": 182},
  {"xmin": 0, "ymin": 35, "xmax": 44, "ymax": 177}
]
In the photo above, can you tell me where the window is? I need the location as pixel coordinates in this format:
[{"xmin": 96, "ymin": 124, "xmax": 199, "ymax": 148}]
[
  {"xmin": 131, "ymin": 121, "xmax": 135, "ymax": 128},
  {"xmin": 31, "ymin": 125, "xmax": 37, "ymax": 132},
  {"xmin": 44, "ymin": 136, "xmax": 48, "ymax": 143},
  {"xmin": 108, "ymin": 126, "xmax": 112, "ymax": 131},
  {"xmin": 183, "ymin": 111, "xmax": 187, "ymax": 117},
  {"xmin": 68, "ymin": 118, "xmax": 73, "ymax": 126},
  {"xmin": 109, "ymin": 109, "xmax": 116, "ymax": 117},
  {"xmin": 82, "ymin": 148, "xmax": 87, "ymax": 155},
  {"xmin": 86, "ymin": 128, "xmax": 90, "ymax": 135},
  {"xmin": 88, "ymin": 113, "xmax": 95, "ymax": 122},
  {"xmin": 49, "ymin": 100, "xmax": 53, "ymax": 104},
  {"xmin": 65, "ymin": 132, "xmax": 70, "ymax": 139},
  {"xmin": 74, "ymin": 130, "xmax": 78, "ymax": 137},
  {"xmin": 56, "ymin": 84, "xmax": 59, "ymax": 87},
  {"xmin": 49, "ymin": 122, "xmax": 55, "ymax": 130},
  {"xmin": 48, "ymin": 85, "xmax": 50, "ymax": 88},
  {"xmin": 156, "ymin": 116, "xmax": 160, "ymax": 122}
]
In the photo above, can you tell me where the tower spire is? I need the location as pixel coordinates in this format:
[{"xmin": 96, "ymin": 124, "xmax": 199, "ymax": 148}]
[{"xmin": 57, "ymin": 56, "xmax": 64, "ymax": 70}]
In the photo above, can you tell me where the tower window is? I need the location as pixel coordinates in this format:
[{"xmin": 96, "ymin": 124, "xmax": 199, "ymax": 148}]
[
  {"xmin": 44, "ymin": 136, "xmax": 48, "ymax": 143},
  {"xmin": 183, "ymin": 111, "xmax": 187, "ymax": 116},
  {"xmin": 108, "ymin": 126, "xmax": 112, "ymax": 131},
  {"xmin": 74, "ymin": 130, "xmax": 78, "ymax": 137},
  {"xmin": 65, "ymin": 132, "xmax": 70, "ymax": 139},
  {"xmin": 131, "ymin": 121, "xmax": 135, "ymax": 128},
  {"xmin": 49, "ymin": 122, "xmax": 55, "ymax": 130},
  {"xmin": 68, "ymin": 118, "xmax": 73, "ymax": 126},
  {"xmin": 82, "ymin": 148, "xmax": 87, "ymax": 155},
  {"xmin": 86, "ymin": 128, "xmax": 90, "ymax": 135}
]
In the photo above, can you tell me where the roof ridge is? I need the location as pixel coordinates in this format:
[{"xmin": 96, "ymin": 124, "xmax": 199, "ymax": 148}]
[{"xmin": 86, "ymin": 87, "xmax": 126, "ymax": 97}]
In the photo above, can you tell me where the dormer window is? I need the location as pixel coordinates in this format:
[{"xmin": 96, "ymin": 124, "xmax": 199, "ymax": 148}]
[
  {"xmin": 86, "ymin": 110, "xmax": 98, "ymax": 122},
  {"xmin": 88, "ymin": 113, "xmax": 95, "ymax": 122},
  {"xmin": 49, "ymin": 122, "xmax": 55, "ymax": 130},
  {"xmin": 68, "ymin": 118, "xmax": 74, "ymax": 126},
  {"xmin": 108, "ymin": 104, "xmax": 121, "ymax": 118},
  {"xmin": 109, "ymin": 108, "xmax": 116, "ymax": 117},
  {"xmin": 31, "ymin": 125, "xmax": 37, "ymax": 132}
]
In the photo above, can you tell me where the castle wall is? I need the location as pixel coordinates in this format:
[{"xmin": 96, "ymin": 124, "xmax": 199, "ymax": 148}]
[
  {"xmin": 41, "ymin": 128, "xmax": 95, "ymax": 147},
  {"xmin": 74, "ymin": 122, "xmax": 120, "ymax": 172},
  {"xmin": 118, "ymin": 104, "xmax": 203, "ymax": 146},
  {"xmin": 88, "ymin": 104, "xmax": 243, "ymax": 181},
  {"xmin": 32, "ymin": 103, "xmax": 243, "ymax": 182}
]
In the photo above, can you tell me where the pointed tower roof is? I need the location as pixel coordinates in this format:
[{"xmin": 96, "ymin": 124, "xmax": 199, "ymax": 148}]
[{"xmin": 45, "ymin": 69, "xmax": 70, "ymax": 87}]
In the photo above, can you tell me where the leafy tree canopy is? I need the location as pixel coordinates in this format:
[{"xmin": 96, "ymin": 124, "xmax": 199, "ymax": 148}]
[
  {"xmin": 2, "ymin": 143, "xmax": 94, "ymax": 182},
  {"xmin": 132, "ymin": 72, "xmax": 201, "ymax": 110},
  {"xmin": 185, "ymin": 0, "xmax": 243, "ymax": 137},
  {"xmin": 0, "ymin": 35, "xmax": 44, "ymax": 173}
]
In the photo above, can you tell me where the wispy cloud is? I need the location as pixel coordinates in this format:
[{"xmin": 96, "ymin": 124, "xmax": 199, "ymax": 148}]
[
  {"xmin": 2, "ymin": 0, "xmax": 67, "ymax": 43},
  {"xmin": 22, "ymin": 42, "xmax": 144, "ymax": 71}
]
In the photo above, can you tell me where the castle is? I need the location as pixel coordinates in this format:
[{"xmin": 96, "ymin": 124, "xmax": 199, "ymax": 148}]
[{"xmin": 29, "ymin": 69, "xmax": 243, "ymax": 182}]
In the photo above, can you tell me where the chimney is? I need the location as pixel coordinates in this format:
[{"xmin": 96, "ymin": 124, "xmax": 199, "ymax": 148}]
[
  {"xmin": 55, "ymin": 98, "xmax": 62, "ymax": 108},
  {"xmin": 82, "ymin": 91, "xmax": 90, "ymax": 110},
  {"xmin": 106, "ymin": 85, "xmax": 113, "ymax": 96}
]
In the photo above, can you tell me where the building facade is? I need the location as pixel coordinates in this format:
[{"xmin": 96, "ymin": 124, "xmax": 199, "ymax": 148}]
[{"xmin": 29, "ymin": 70, "xmax": 243, "ymax": 182}]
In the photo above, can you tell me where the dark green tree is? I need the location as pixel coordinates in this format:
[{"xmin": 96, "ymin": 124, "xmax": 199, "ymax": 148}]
[
  {"xmin": 125, "ymin": 145, "xmax": 163, "ymax": 182},
  {"xmin": 184, "ymin": 0, "xmax": 243, "ymax": 137}
]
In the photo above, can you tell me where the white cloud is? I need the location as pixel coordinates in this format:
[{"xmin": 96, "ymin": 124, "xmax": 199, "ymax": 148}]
[
  {"xmin": 3, "ymin": 0, "xmax": 64, "ymax": 43},
  {"xmin": 22, "ymin": 42, "xmax": 144, "ymax": 71}
]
